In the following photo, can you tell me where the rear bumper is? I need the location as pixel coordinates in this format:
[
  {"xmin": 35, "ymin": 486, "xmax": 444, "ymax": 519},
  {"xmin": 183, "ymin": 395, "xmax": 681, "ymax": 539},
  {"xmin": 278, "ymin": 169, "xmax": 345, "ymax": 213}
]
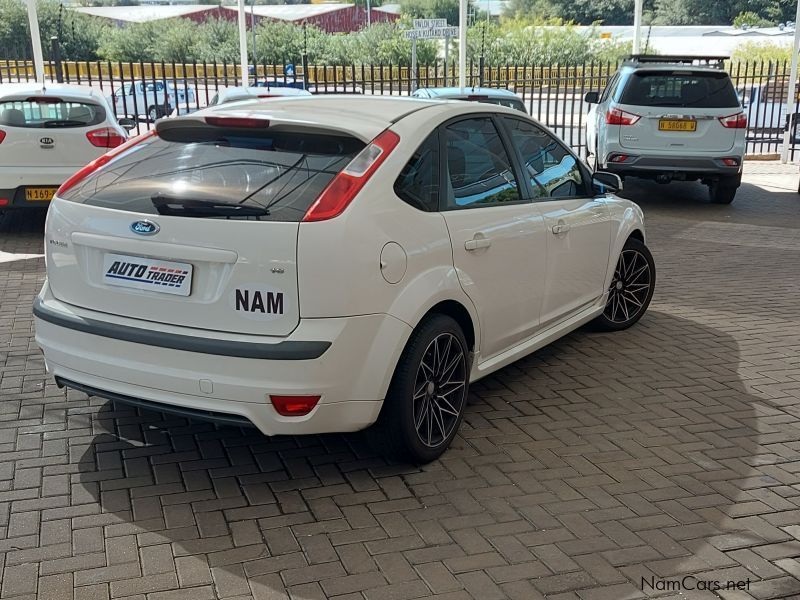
[
  {"xmin": 34, "ymin": 284, "xmax": 412, "ymax": 436},
  {"xmin": 601, "ymin": 154, "xmax": 743, "ymax": 178},
  {"xmin": 0, "ymin": 167, "xmax": 81, "ymax": 209}
]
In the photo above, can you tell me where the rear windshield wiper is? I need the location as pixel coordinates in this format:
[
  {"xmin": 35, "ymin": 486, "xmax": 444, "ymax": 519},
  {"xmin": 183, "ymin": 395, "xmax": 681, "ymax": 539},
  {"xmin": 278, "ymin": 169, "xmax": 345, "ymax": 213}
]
[{"xmin": 151, "ymin": 195, "xmax": 270, "ymax": 218}]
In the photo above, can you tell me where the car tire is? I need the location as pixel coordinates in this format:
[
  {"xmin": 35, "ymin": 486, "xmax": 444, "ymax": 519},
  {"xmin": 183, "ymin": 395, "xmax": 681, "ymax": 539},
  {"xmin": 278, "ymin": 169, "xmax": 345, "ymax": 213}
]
[
  {"xmin": 147, "ymin": 105, "xmax": 160, "ymax": 122},
  {"xmin": 708, "ymin": 175, "xmax": 740, "ymax": 204},
  {"xmin": 591, "ymin": 237, "xmax": 656, "ymax": 332},
  {"xmin": 369, "ymin": 314, "xmax": 471, "ymax": 464}
]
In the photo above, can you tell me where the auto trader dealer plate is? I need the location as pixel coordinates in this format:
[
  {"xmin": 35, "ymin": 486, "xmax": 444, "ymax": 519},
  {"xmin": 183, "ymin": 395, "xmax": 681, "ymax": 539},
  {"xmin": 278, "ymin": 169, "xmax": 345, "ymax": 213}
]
[{"xmin": 103, "ymin": 253, "xmax": 193, "ymax": 296}]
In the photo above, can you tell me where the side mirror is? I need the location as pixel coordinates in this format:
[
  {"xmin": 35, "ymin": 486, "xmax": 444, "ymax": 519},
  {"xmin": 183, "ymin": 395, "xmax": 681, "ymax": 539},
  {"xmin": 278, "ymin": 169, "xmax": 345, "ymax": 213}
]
[
  {"xmin": 592, "ymin": 171, "xmax": 623, "ymax": 194},
  {"xmin": 584, "ymin": 91, "xmax": 599, "ymax": 104},
  {"xmin": 118, "ymin": 117, "xmax": 136, "ymax": 131}
]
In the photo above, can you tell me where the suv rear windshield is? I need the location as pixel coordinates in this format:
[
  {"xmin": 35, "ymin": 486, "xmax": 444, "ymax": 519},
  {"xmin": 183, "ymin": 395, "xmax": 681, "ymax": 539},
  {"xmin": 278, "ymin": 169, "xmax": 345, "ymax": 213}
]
[
  {"xmin": 619, "ymin": 70, "xmax": 739, "ymax": 108},
  {"xmin": 60, "ymin": 125, "xmax": 365, "ymax": 222},
  {"xmin": 0, "ymin": 99, "xmax": 106, "ymax": 128}
]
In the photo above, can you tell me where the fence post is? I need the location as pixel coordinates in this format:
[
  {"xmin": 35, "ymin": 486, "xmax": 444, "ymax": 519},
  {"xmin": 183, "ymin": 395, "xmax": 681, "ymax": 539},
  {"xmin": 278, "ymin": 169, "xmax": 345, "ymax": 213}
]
[
  {"xmin": 50, "ymin": 36, "xmax": 63, "ymax": 83},
  {"xmin": 302, "ymin": 53, "xmax": 309, "ymax": 91},
  {"xmin": 479, "ymin": 55, "xmax": 485, "ymax": 87}
]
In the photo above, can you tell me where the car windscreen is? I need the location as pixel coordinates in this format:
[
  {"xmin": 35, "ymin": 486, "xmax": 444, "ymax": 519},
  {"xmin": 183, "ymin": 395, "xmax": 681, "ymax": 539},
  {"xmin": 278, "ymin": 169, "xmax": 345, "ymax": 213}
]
[
  {"xmin": 619, "ymin": 71, "xmax": 740, "ymax": 108},
  {"xmin": 59, "ymin": 126, "xmax": 365, "ymax": 222},
  {"xmin": 0, "ymin": 99, "xmax": 106, "ymax": 128}
]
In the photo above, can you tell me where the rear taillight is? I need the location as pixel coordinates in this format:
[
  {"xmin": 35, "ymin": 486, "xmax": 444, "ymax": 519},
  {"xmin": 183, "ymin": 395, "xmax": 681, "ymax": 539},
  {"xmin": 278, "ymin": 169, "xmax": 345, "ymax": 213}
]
[
  {"xmin": 270, "ymin": 395, "xmax": 321, "ymax": 416},
  {"xmin": 0, "ymin": 130, "xmax": 5, "ymax": 144},
  {"xmin": 718, "ymin": 112, "xmax": 747, "ymax": 129},
  {"xmin": 303, "ymin": 129, "xmax": 400, "ymax": 222},
  {"xmin": 57, "ymin": 130, "xmax": 156, "ymax": 197},
  {"xmin": 606, "ymin": 108, "xmax": 641, "ymax": 126},
  {"xmin": 86, "ymin": 127, "xmax": 127, "ymax": 148}
]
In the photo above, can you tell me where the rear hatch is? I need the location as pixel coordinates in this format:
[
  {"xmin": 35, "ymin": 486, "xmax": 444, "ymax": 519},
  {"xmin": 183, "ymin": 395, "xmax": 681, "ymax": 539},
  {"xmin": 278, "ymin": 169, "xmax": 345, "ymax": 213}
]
[
  {"xmin": 0, "ymin": 96, "xmax": 117, "ymax": 169},
  {"xmin": 616, "ymin": 69, "xmax": 742, "ymax": 153},
  {"xmin": 49, "ymin": 116, "xmax": 365, "ymax": 336}
]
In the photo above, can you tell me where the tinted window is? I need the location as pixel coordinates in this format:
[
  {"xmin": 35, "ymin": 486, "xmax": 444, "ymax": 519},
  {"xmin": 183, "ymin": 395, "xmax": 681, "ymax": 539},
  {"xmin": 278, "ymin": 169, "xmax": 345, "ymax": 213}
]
[
  {"xmin": 60, "ymin": 126, "xmax": 364, "ymax": 222},
  {"xmin": 600, "ymin": 73, "xmax": 620, "ymax": 103},
  {"xmin": 394, "ymin": 131, "xmax": 439, "ymax": 211},
  {"xmin": 444, "ymin": 117, "xmax": 520, "ymax": 209},
  {"xmin": 0, "ymin": 100, "xmax": 105, "ymax": 128},
  {"xmin": 504, "ymin": 118, "xmax": 585, "ymax": 198},
  {"xmin": 468, "ymin": 96, "xmax": 527, "ymax": 112},
  {"xmin": 620, "ymin": 70, "xmax": 739, "ymax": 108}
]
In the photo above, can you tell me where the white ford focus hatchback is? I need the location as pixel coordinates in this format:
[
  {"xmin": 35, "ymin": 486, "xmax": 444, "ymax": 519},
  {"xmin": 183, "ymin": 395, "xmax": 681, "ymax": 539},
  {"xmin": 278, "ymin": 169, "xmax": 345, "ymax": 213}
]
[{"xmin": 35, "ymin": 96, "xmax": 655, "ymax": 462}]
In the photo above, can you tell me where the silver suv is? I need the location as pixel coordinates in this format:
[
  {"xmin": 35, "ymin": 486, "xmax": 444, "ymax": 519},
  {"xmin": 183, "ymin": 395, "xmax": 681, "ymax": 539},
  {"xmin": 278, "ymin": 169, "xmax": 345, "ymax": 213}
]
[{"xmin": 585, "ymin": 56, "xmax": 746, "ymax": 204}]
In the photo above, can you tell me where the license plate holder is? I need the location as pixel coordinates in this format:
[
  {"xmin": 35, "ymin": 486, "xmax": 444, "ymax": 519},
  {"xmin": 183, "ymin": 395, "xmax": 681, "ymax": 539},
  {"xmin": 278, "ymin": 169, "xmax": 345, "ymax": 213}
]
[
  {"xmin": 25, "ymin": 187, "xmax": 58, "ymax": 201},
  {"xmin": 103, "ymin": 253, "xmax": 193, "ymax": 297},
  {"xmin": 659, "ymin": 119, "xmax": 697, "ymax": 132}
]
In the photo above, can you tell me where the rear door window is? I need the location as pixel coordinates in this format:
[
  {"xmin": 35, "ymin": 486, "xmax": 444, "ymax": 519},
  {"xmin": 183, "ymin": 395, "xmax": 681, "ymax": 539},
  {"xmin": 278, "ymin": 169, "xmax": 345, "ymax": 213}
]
[
  {"xmin": 620, "ymin": 71, "xmax": 740, "ymax": 108},
  {"xmin": 394, "ymin": 131, "xmax": 440, "ymax": 212},
  {"xmin": 444, "ymin": 117, "xmax": 521, "ymax": 209},
  {"xmin": 59, "ymin": 124, "xmax": 365, "ymax": 223},
  {"xmin": 0, "ymin": 100, "xmax": 106, "ymax": 128}
]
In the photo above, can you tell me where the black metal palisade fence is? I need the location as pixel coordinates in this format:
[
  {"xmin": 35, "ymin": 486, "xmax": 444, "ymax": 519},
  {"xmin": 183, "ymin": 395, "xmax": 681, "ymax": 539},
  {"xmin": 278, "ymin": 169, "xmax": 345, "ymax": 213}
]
[{"xmin": 1, "ymin": 57, "xmax": 797, "ymax": 158}]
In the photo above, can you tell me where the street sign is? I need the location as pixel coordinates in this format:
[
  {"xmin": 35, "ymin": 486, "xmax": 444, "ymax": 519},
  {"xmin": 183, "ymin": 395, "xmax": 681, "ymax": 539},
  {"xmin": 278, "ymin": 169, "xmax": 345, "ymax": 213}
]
[
  {"xmin": 404, "ymin": 26, "xmax": 459, "ymax": 40},
  {"xmin": 413, "ymin": 18, "xmax": 447, "ymax": 29}
]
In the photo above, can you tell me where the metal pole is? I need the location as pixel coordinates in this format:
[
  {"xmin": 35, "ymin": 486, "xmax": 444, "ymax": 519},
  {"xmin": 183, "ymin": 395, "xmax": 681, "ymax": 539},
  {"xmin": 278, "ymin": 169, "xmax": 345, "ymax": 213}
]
[
  {"xmin": 411, "ymin": 39, "xmax": 417, "ymax": 92},
  {"xmin": 25, "ymin": 0, "xmax": 45, "ymax": 84},
  {"xmin": 458, "ymin": 0, "xmax": 467, "ymax": 90},
  {"xmin": 632, "ymin": 0, "xmax": 643, "ymax": 54},
  {"xmin": 444, "ymin": 39, "xmax": 449, "ymax": 87},
  {"xmin": 366, "ymin": 0, "xmax": 371, "ymax": 27},
  {"xmin": 251, "ymin": 0, "xmax": 257, "ymax": 73},
  {"xmin": 237, "ymin": 0, "xmax": 249, "ymax": 87},
  {"xmin": 781, "ymin": 3, "xmax": 800, "ymax": 163}
]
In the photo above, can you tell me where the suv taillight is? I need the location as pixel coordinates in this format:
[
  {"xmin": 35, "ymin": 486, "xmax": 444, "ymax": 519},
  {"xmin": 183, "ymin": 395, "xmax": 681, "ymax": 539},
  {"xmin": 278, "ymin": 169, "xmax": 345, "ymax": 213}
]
[
  {"xmin": 606, "ymin": 108, "xmax": 641, "ymax": 126},
  {"xmin": 86, "ymin": 127, "xmax": 127, "ymax": 148},
  {"xmin": 57, "ymin": 130, "xmax": 156, "ymax": 197},
  {"xmin": 0, "ymin": 130, "xmax": 5, "ymax": 144},
  {"xmin": 718, "ymin": 112, "xmax": 747, "ymax": 129},
  {"xmin": 303, "ymin": 129, "xmax": 400, "ymax": 222}
]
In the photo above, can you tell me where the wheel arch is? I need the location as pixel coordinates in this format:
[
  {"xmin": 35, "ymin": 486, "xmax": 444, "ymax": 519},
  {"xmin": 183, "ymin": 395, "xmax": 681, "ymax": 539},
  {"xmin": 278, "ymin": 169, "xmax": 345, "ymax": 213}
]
[{"xmin": 420, "ymin": 299, "xmax": 476, "ymax": 352}]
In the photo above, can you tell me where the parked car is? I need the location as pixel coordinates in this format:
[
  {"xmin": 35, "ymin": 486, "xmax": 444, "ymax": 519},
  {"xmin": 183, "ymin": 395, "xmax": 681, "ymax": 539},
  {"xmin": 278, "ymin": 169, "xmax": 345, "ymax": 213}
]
[
  {"xmin": 413, "ymin": 87, "xmax": 527, "ymax": 112},
  {"xmin": 111, "ymin": 80, "xmax": 196, "ymax": 122},
  {"xmin": 34, "ymin": 96, "xmax": 655, "ymax": 462},
  {"xmin": 585, "ymin": 56, "xmax": 747, "ymax": 204},
  {"xmin": 207, "ymin": 86, "xmax": 312, "ymax": 107},
  {"xmin": 738, "ymin": 80, "xmax": 800, "ymax": 141},
  {"xmin": 0, "ymin": 83, "xmax": 132, "ymax": 216}
]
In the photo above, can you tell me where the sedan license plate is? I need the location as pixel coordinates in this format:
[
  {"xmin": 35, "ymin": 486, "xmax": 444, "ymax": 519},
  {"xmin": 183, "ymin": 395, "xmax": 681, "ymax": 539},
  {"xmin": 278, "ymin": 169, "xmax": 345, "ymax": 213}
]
[
  {"xmin": 103, "ymin": 253, "xmax": 193, "ymax": 296},
  {"xmin": 25, "ymin": 187, "xmax": 57, "ymax": 201},
  {"xmin": 659, "ymin": 119, "xmax": 697, "ymax": 132}
]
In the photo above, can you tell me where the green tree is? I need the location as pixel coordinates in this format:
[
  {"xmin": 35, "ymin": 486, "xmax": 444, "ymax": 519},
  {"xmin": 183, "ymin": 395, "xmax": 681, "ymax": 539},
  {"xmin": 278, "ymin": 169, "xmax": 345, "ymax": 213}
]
[{"xmin": 733, "ymin": 11, "xmax": 773, "ymax": 28}]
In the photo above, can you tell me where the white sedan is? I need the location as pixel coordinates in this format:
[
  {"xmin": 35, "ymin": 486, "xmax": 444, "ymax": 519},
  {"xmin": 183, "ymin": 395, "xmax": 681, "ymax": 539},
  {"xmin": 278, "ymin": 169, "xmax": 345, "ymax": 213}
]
[
  {"xmin": 34, "ymin": 96, "xmax": 655, "ymax": 462},
  {"xmin": 207, "ymin": 86, "xmax": 312, "ymax": 107},
  {"xmin": 0, "ymin": 83, "xmax": 132, "ymax": 215}
]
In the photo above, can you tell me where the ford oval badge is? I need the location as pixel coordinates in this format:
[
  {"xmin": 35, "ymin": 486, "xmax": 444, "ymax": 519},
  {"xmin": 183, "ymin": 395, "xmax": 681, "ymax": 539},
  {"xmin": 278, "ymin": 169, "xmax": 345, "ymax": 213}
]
[{"xmin": 130, "ymin": 220, "xmax": 160, "ymax": 235}]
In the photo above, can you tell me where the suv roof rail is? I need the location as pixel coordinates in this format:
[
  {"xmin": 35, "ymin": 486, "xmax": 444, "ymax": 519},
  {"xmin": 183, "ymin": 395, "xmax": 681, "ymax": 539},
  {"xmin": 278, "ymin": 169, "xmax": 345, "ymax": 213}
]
[{"xmin": 624, "ymin": 55, "xmax": 729, "ymax": 69}]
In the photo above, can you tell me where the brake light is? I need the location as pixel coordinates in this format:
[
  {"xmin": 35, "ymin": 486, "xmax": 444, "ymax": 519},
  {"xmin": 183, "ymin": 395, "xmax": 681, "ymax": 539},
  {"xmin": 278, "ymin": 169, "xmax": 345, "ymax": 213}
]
[
  {"xmin": 0, "ymin": 130, "xmax": 5, "ymax": 144},
  {"xmin": 0, "ymin": 198, "xmax": 8, "ymax": 206},
  {"xmin": 57, "ymin": 130, "xmax": 156, "ymax": 197},
  {"xmin": 257, "ymin": 94, "xmax": 277, "ymax": 99},
  {"xmin": 608, "ymin": 153, "xmax": 630, "ymax": 163},
  {"xmin": 86, "ymin": 127, "xmax": 126, "ymax": 149},
  {"xmin": 303, "ymin": 129, "xmax": 400, "ymax": 222},
  {"xmin": 205, "ymin": 116, "xmax": 270, "ymax": 128},
  {"xmin": 606, "ymin": 108, "xmax": 641, "ymax": 126},
  {"xmin": 718, "ymin": 112, "xmax": 747, "ymax": 129},
  {"xmin": 721, "ymin": 157, "xmax": 740, "ymax": 167},
  {"xmin": 270, "ymin": 395, "xmax": 321, "ymax": 416}
]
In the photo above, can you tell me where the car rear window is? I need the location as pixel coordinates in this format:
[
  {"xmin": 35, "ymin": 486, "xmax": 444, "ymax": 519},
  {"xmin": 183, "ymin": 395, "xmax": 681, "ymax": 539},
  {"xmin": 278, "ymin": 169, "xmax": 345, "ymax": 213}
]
[
  {"xmin": 0, "ymin": 99, "xmax": 106, "ymax": 128},
  {"xmin": 465, "ymin": 96, "xmax": 527, "ymax": 112},
  {"xmin": 59, "ymin": 124, "xmax": 365, "ymax": 222},
  {"xmin": 619, "ymin": 71, "xmax": 739, "ymax": 108}
]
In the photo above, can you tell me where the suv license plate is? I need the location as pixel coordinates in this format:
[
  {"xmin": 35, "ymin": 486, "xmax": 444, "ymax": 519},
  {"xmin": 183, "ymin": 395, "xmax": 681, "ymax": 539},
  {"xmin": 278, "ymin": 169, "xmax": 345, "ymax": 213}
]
[
  {"xmin": 103, "ymin": 253, "xmax": 193, "ymax": 296},
  {"xmin": 659, "ymin": 119, "xmax": 697, "ymax": 132}
]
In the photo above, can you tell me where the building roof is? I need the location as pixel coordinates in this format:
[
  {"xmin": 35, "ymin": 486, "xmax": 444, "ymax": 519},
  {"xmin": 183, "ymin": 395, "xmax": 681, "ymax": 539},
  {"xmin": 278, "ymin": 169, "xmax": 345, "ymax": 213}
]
[
  {"xmin": 73, "ymin": 4, "xmax": 217, "ymax": 23},
  {"xmin": 222, "ymin": 3, "xmax": 353, "ymax": 21}
]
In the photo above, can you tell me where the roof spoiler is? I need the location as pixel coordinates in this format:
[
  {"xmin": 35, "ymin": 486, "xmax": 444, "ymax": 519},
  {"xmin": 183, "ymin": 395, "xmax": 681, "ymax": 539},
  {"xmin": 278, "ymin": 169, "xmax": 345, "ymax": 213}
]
[{"xmin": 624, "ymin": 55, "xmax": 729, "ymax": 69}]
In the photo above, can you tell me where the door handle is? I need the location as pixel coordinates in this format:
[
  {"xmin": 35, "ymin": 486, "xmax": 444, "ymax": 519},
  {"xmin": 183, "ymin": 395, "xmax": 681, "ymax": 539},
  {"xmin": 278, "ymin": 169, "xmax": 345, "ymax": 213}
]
[
  {"xmin": 465, "ymin": 237, "xmax": 492, "ymax": 251},
  {"xmin": 551, "ymin": 222, "xmax": 570, "ymax": 235}
]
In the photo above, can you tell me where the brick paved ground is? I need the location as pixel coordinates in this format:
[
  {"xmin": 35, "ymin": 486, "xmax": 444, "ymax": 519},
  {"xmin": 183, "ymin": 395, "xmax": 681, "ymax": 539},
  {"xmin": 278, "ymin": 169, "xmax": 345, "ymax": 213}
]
[{"xmin": 1, "ymin": 163, "xmax": 800, "ymax": 600}]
